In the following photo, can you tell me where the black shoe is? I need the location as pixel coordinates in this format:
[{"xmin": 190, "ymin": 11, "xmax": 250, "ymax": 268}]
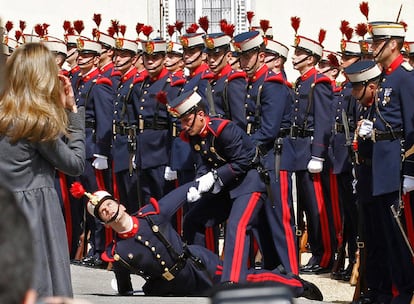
[
  {"xmin": 81, "ymin": 255, "xmax": 107, "ymax": 269},
  {"xmin": 300, "ymin": 279, "xmax": 323, "ymax": 301},
  {"xmin": 339, "ymin": 263, "xmax": 353, "ymax": 282},
  {"xmin": 300, "ymin": 264, "xmax": 331, "ymax": 274},
  {"xmin": 330, "ymin": 268, "xmax": 345, "ymax": 280}
]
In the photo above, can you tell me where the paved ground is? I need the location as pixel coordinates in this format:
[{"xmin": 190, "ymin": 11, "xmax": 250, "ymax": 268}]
[{"xmin": 70, "ymin": 253, "xmax": 355, "ymax": 304}]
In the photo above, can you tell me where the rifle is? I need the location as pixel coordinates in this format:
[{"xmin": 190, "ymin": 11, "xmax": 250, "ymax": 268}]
[
  {"xmin": 352, "ymin": 202, "xmax": 367, "ymax": 301},
  {"xmin": 296, "ymin": 205, "xmax": 308, "ymax": 265},
  {"xmin": 330, "ymin": 225, "xmax": 346, "ymax": 278},
  {"xmin": 74, "ymin": 231, "xmax": 86, "ymax": 261}
]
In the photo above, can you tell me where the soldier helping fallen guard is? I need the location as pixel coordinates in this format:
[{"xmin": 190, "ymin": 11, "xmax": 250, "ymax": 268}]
[{"xmin": 70, "ymin": 181, "xmax": 322, "ymax": 300}]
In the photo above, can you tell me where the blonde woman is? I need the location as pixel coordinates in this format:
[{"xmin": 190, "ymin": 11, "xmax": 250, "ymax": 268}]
[{"xmin": 0, "ymin": 42, "xmax": 85, "ymax": 298}]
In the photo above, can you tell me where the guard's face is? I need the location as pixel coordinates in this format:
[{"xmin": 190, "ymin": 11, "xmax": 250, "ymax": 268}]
[
  {"xmin": 292, "ymin": 48, "xmax": 309, "ymax": 71},
  {"xmin": 180, "ymin": 111, "xmax": 205, "ymax": 136},
  {"xmin": 164, "ymin": 53, "xmax": 183, "ymax": 72},
  {"xmin": 77, "ymin": 52, "xmax": 99, "ymax": 71},
  {"xmin": 207, "ymin": 49, "xmax": 229, "ymax": 74},
  {"xmin": 371, "ymin": 38, "xmax": 392, "ymax": 63},
  {"xmin": 183, "ymin": 47, "xmax": 203, "ymax": 69},
  {"xmin": 239, "ymin": 49, "xmax": 261, "ymax": 77},
  {"xmin": 66, "ymin": 47, "xmax": 78, "ymax": 65},
  {"xmin": 351, "ymin": 82, "xmax": 377, "ymax": 106},
  {"xmin": 143, "ymin": 52, "xmax": 165, "ymax": 75},
  {"xmin": 114, "ymin": 50, "xmax": 136, "ymax": 73},
  {"xmin": 98, "ymin": 199, "xmax": 124, "ymax": 223},
  {"xmin": 264, "ymin": 53, "xmax": 277, "ymax": 70}
]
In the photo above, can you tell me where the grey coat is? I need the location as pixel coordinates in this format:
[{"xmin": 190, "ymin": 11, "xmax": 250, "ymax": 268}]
[{"xmin": 0, "ymin": 108, "xmax": 85, "ymax": 298}]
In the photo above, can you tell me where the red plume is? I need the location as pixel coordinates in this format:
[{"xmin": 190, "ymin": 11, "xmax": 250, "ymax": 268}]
[
  {"xmin": 120, "ymin": 25, "xmax": 127, "ymax": 37},
  {"xmin": 198, "ymin": 16, "xmax": 209, "ymax": 33},
  {"xmin": 291, "ymin": 16, "xmax": 300, "ymax": 34},
  {"xmin": 15, "ymin": 30, "xmax": 22, "ymax": 42},
  {"xmin": 318, "ymin": 29, "xmax": 326, "ymax": 45},
  {"xmin": 260, "ymin": 19, "xmax": 270, "ymax": 35},
  {"xmin": 67, "ymin": 27, "xmax": 75, "ymax": 35},
  {"xmin": 355, "ymin": 23, "xmax": 368, "ymax": 38},
  {"xmin": 34, "ymin": 24, "xmax": 45, "ymax": 37},
  {"xmin": 63, "ymin": 20, "xmax": 71, "ymax": 33},
  {"xmin": 186, "ymin": 23, "xmax": 199, "ymax": 34},
  {"xmin": 5, "ymin": 21, "xmax": 13, "ymax": 33},
  {"xmin": 93, "ymin": 13, "xmax": 102, "ymax": 28},
  {"xmin": 174, "ymin": 21, "xmax": 184, "ymax": 34},
  {"xmin": 70, "ymin": 182, "xmax": 86, "ymax": 199},
  {"xmin": 92, "ymin": 28, "xmax": 98, "ymax": 39},
  {"xmin": 42, "ymin": 23, "xmax": 49, "ymax": 35},
  {"xmin": 167, "ymin": 25, "xmax": 175, "ymax": 38},
  {"xmin": 107, "ymin": 26, "xmax": 115, "ymax": 37},
  {"xmin": 340, "ymin": 20, "xmax": 350, "ymax": 37},
  {"xmin": 359, "ymin": 2, "xmax": 369, "ymax": 21},
  {"xmin": 222, "ymin": 23, "xmax": 235, "ymax": 38},
  {"xmin": 19, "ymin": 20, "xmax": 26, "ymax": 32},
  {"xmin": 220, "ymin": 19, "xmax": 228, "ymax": 32},
  {"xmin": 73, "ymin": 20, "xmax": 84, "ymax": 35},
  {"xmin": 246, "ymin": 11, "xmax": 254, "ymax": 26},
  {"xmin": 156, "ymin": 91, "xmax": 168, "ymax": 105},
  {"xmin": 327, "ymin": 53, "xmax": 340, "ymax": 68},
  {"xmin": 111, "ymin": 19, "xmax": 120, "ymax": 35},
  {"xmin": 142, "ymin": 25, "xmax": 153, "ymax": 39},
  {"xmin": 136, "ymin": 22, "xmax": 144, "ymax": 35},
  {"xmin": 399, "ymin": 21, "xmax": 408, "ymax": 32},
  {"xmin": 345, "ymin": 27, "xmax": 354, "ymax": 40}
]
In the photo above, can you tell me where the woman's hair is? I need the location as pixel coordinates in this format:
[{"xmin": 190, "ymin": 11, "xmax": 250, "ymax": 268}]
[{"xmin": 0, "ymin": 42, "xmax": 68, "ymax": 143}]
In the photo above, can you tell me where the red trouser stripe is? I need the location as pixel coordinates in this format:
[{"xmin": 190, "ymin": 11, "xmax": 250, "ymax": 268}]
[
  {"xmin": 329, "ymin": 170, "xmax": 342, "ymax": 246},
  {"xmin": 313, "ymin": 173, "xmax": 332, "ymax": 267},
  {"xmin": 205, "ymin": 226, "xmax": 216, "ymax": 253},
  {"xmin": 58, "ymin": 171, "xmax": 72, "ymax": 253},
  {"xmin": 95, "ymin": 169, "xmax": 106, "ymax": 191},
  {"xmin": 402, "ymin": 193, "xmax": 414, "ymax": 249},
  {"xmin": 230, "ymin": 192, "xmax": 261, "ymax": 282},
  {"xmin": 111, "ymin": 162, "xmax": 120, "ymax": 201},
  {"xmin": 280, "ymin": 170, "xmax": 299, "ymax": 274},
  {"xmin": 246, "ymin": 272, "xmax": 302, "ymax": 287}
]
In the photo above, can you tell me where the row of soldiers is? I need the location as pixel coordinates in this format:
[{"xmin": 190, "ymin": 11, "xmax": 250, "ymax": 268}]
[{"xmin": 3, "ymin": 5, "xmax": 414, "ymax": 302}]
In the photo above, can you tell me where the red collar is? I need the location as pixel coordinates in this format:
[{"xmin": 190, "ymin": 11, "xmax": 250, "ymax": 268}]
[
  {"xmin": 121, "ymin": 67, "xmax": 138, "ymax": 83},
  {"xmin": 71, "ymin": 66, "xmax": 80, "ymax": 73},
  {"xmin": 150, "ymin": 67, "xmax": 169, "ymax": 82},
  {"xmin": 190, "ymin": 63, "xmax": 209, "ymax": 78},
  {"xmin": 249, "ymin": 64, "xmax": 267, "ymax": 82},
  {"xmin": 117, "ymin": 216, "xmax": 139, "ymax": 239},
  {"xmin": 300, "ymin": 67, "xmax": 317, "ymax": 81},
  {"xmin": 81, "ymin": 68, "xmax": 100, "ymax": 82},
  {"xmin": 100, "ymin": 62, "xmax": 114, "ymax": 74},
  {"xmin": 385, "ymin": 54, "xmax": 404, "ymax": 75},
  {"xmin": 214, "ymin": 64, "xmax": 232, "ymax": 80}
]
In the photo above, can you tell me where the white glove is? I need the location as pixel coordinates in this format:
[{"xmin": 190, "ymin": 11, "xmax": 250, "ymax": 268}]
[
  {"xmin": 187, "ymin": 186, "xmax": 201, "ymax": 202},
  {"xmin": 211, "ymin": 180, "xmax": 222, "ymax": 194},
  {"xmin": 307, "ymin": 156, "xmax": 324, "ymax": 173},
  {"xmin": 164, "ymin": 166, "xmax": 178, "ymax": 181},
  {"xmin": 403, "ymin": 175, "xmax": 414, "ymax": 194},
  {"xmin": 196, "ymin": 171, "xmax": 216, "ymax": 193},
  {"xmin": 131, "ymin": 154, "xmax": 136, "ymax": 170},
  {"xmin": 358, "ymin": 119, "xmax": 373, "ymax": 138},
  {"xmin": 92, "ymin": 154, "xmax": 108, "ymax": 170}
]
